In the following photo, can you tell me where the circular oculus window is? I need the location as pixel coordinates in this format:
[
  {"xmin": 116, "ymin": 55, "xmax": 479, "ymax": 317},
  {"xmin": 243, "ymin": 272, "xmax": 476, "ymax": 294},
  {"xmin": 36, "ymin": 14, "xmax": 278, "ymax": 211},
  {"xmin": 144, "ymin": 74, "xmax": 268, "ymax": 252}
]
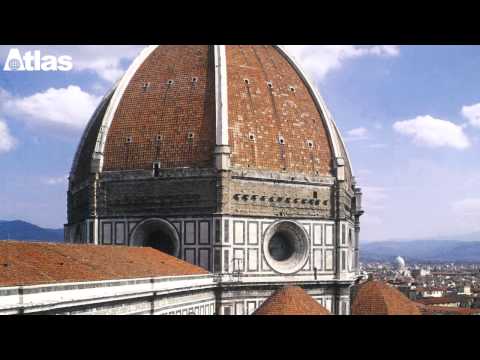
[
  {"xmin": 263, "ymin": 221, "xmax": 310, "ymax": 274},
  {"xmin": 131, "ymin": 218, "xmax": 180, "ymax": 257}
]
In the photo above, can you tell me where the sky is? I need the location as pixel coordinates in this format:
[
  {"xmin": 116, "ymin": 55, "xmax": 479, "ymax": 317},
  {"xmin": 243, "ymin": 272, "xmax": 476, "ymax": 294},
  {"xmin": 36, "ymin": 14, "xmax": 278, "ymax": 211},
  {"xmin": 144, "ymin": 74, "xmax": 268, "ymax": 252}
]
[{"xmin": 0, "ymin": 45, "xmax": 479, "ymax": 242}]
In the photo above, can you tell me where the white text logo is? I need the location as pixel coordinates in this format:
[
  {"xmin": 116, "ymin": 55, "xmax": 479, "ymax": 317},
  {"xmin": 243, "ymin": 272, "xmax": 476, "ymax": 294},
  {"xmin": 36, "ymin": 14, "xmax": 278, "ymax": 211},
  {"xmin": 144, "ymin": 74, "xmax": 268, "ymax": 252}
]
[{"xmin": 3, "ymin": 48, "xmax": 73, "ymax": 72}]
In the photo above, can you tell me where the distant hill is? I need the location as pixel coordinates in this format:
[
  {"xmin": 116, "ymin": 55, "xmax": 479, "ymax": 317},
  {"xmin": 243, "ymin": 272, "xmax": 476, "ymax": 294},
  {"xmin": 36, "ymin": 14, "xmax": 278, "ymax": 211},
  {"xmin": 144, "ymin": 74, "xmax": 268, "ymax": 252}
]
[
  {"xmin": 361, "ymin": 232, "xmax": 480, "ymax": 263},
  {"xmin": 0, "ymin": 220, "xmax": 64, "ymax": 243}
]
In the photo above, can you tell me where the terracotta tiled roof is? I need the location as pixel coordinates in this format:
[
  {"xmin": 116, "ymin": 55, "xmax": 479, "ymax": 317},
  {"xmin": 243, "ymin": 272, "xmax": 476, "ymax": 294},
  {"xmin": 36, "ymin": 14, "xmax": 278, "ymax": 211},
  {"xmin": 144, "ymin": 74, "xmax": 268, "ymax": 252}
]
[
  {"xmin": 352, "ymin": 280, "xmax": 421, "ymax": 315},
  {"xmin": 72, "ymin": 45, "xmax": 351, "ymax": 179},
  {"xmin": 253, "ymin": 286, "xmax": 330, "ymax": 315},
  {"xmin": 226, "ymin": 45, "xmax": 335, "ymax": 177},
  {"xmin": 102, "ymin": 45, "xmax": 216, "ymax": 172},
  {"xmin": 416, "ymin": 303, "xmax": 480, "ymax": 315},
  {"xmin": 0, "ymin": 241, "xmax": 208, "ymax": 287},
  {"xmin": 416, "ymin": 296, "xmax": 461, "ymax": 306}
]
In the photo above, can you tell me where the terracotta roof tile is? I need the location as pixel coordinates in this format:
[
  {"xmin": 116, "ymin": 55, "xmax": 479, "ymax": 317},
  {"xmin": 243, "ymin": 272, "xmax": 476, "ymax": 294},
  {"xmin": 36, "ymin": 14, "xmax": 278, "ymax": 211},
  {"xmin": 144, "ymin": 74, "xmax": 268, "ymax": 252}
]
[
  {"xmin": 0, "ymin": 241, "xmax": 208, "ymax": 287},
  {"xmin": 74, "ymin": 45, "xmax": 350, "ymax": 179},
  {"xmin": 352, "ymin": 280, "xmax": 421, "ymax": 315},
  {"xmin": 102, "ymin": 45, "xmax": 216, "ymax": 172},
  {"xmin": 416, "ymin": 304, "xmax": 480, "ymax": 315},
  {"xmin": 253, "ymin": 286, "xmax": 330, "ymax": 315},
  {"xmin": 416, "ymin": 296, "xmax": 461, "ymax": 306}
]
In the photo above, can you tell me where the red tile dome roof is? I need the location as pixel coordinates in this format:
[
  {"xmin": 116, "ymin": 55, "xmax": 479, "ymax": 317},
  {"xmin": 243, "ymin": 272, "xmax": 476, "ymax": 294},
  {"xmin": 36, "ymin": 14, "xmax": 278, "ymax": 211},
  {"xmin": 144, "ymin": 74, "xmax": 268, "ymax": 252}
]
[
  {"xmin": 253, "ymin": 286, "xmax": 330, "ymax": 315},
  {"xmin": 70, "ymin": 45, "xmax": 352, "ymax": 186},
  {"xmin": 352, "ymin": 280, "xmax": 421, "ymax": 315}
]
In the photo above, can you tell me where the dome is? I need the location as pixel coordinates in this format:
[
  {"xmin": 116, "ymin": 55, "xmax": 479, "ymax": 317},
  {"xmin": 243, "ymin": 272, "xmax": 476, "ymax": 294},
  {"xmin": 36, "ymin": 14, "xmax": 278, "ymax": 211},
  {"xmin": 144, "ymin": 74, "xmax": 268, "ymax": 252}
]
[
  {"xmin": 253, "ymin": 286, "xmax": 330, "ymax": 315},
  {"xmin": 352, "ymin": 280, "xmax": 421, "ymax": 315},
  {"xmin": 395, "ymin": 256, "xmax": 406, "ymax": 270},
  {"xmin": 65, "ymin": 46, "xmax": 363, "ymax": 312},
  {"xmin": 70, "ymin": 45, "xmax": 352, "ymax": 186}
]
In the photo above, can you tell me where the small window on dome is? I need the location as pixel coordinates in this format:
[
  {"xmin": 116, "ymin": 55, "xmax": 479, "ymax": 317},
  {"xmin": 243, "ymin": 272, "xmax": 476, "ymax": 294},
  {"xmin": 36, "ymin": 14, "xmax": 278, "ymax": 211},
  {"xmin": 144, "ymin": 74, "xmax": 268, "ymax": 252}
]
[
  {"xmin": 307, "ymin": 140, "xmax": 314, "ymax": 149},
  {"xmin": 244, "ymin": 79, "xmax": 250, "ymax": 85},
  {"xmin": 289, "ymin": 86, "xmax": 296, "ymax": 93},
  {"xmin": 192, "ymin": 77, "xmax": 198, "ymax": 83},
  {"xmin": 142, "ymin": 82, "xmax": 151, "ymax": 92},
  {"xmin": 125, "ymin": 136, "xmax": 133, "ymax": 144},
  {"xmin": 153, "ymin": 161, "xmax": 161, "ymax": 177},
  {"xmin": 278, "ymin": 136, "xmax": 285, "ymax": 145},
  {"xmin": 155, "ymin": 135, "xmax": 163, "ymax": 143},
  {"xmin": 167, "ymin": 79, "xmax": 175, "ymax": 86},
  {"xmin": 248, "ymin": 133, "xmax": 256, "ymax": 142},
  {"xmin": 267, "ymin": 81, "xmax": 273, "ymax": 89},
  {"xmin": 187, "ymin": 132, "xmax": 195, "ymax": 142}
]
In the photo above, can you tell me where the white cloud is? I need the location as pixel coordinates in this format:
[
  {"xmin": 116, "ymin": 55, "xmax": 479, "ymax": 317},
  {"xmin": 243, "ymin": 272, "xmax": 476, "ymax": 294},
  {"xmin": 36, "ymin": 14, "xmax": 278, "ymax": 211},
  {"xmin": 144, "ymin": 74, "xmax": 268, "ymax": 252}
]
[
  {"xmin": 42, "ymin": 176, "xmax": 68, "ymax": 185},
  {"xmin": 393, "ymin": 115, "xmax": 470, "ymax": 150},
  {"xmin": 2, "ymin": 86, "xmax": 100, "ymax": 131},
  {"xmin": 345, "ymin": 127, "xmax": 369, "ymax": 141},
  {"xmin": 284, "ymin": 45, "xmax": 400, "ymax": 80},
  {"xmin": 0, "ymin": 45, "xmax": 146, "ymax": 82},
  {"xmin": 0, "ymin": 119, "xmax": 16, "ymax": 154},
  {"xmin": 71, "ymin": 45, "xmax": 146, "ymax": 82},
  {"xmin": 461, "ymin": 102, "xmax": 480, "ymax": 128}
]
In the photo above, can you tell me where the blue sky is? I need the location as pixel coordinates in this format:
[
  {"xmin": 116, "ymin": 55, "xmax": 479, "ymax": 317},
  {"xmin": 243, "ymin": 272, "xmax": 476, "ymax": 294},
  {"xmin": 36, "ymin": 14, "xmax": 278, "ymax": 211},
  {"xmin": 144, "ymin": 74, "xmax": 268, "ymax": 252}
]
[{"xmin": 0, "ymin": 45, "xmax": 479, "ymax": 242}]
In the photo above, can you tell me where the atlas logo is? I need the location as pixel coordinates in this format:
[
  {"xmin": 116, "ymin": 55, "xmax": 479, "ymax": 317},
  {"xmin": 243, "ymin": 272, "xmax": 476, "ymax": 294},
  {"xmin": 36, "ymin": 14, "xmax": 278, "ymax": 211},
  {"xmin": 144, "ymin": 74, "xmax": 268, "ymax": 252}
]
[{"xmin": 3, "ymin": 48, "xmax": 73, "ymax": 72}]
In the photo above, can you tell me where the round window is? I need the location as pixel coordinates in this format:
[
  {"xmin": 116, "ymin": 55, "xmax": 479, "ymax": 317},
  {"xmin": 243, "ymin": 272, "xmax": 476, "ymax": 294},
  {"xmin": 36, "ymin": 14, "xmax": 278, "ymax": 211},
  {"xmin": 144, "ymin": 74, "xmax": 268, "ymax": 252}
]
[
  {"xmin": 263, "ymin": 221, "xmax": 310, "ymax": 274},
  {"xmin": 268, "ymin": 233, "xmax": 295, "ymax": 261},
  {"xmin": 131, "ymin": 218, "xmax": 180, "ymax": 257},
  {"xmin": 145, "ymin": 229, "xmax": 177, "ymax": 255}
]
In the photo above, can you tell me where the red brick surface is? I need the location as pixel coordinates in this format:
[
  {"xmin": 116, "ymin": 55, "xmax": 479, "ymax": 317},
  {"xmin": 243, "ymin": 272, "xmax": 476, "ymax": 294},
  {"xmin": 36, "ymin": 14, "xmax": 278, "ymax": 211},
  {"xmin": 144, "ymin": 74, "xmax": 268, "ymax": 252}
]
[
  {"xmin": 93, "ymin": 45, "xmax": 335, "ymax": 175},
  {"xmin": 0, "ymin": 241, "xmax": 207, "ymax": 287},
  {"xmin": 226, "ymin": 45, "xmax": 333, "ymax": 176},
  {"xmin": 253, "ymin": 286, "xmax": 330, "ymax": 315},
  {"xmin": 352, "ymin": 280, "xmax": 421, "ymax": 315},
  {"xmin": 102, "ymin": 45, "xmax": 216, "ymax": 171}
]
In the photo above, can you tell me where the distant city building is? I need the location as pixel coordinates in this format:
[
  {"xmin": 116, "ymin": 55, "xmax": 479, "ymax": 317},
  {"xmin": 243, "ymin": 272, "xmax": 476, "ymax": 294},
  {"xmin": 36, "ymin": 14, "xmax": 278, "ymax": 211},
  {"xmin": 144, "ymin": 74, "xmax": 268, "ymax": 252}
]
[
  {"xmin": 360, "ymin": 258, "xmax": 480, "ymax": 315},
  {"xmin": 416, "ymin": 296, "xmax": 462, "ymax": 307},
  {"xmin": 411, "ymin": 268, "xmax": 430, "ymax": 278},
  {"xmin": 393, "ymin": 256, "xmax": 411, "ymax": 278},
  {"xmin": 457, "ymin": 283, "xmax": 471, "ymax": 296},
  {"xmin": 413, "ymin": 287, "xmax": 446, "ymax": 298},
  {"xmin": 395, "ymin": 256, "xmax": 406, "ymax": 271}
]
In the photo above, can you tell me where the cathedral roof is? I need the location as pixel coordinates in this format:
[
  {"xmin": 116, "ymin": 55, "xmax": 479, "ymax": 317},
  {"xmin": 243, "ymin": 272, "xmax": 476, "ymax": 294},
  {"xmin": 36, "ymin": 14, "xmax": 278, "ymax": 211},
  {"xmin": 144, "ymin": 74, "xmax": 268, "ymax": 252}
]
[
  {"xmin": 70, "ymin": 45, "xmax": 352, "ymax": 187},
  {"xmin": 416, "ymin": 303, "xmax": 480, "ymax": 315},
  {"xmin": 352, "ymin": 280, "xmax": 421, "ymax": 315},
  {"xmin": 0, "ymin": 241, "xmax": 207, "ymax": 287},
  {"xmin": 253, "ymin": 285, "xmax": 330, "ymax": 315},
  {"xmin": 415, "ymin": 296, "xmax": 461, "ymax": 306}
]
